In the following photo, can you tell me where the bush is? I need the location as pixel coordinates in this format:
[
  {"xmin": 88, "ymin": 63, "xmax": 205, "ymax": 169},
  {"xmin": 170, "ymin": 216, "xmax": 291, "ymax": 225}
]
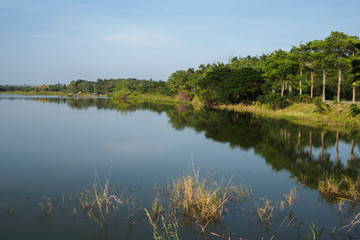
[
  {"xmin": 350, "ymin": 104, "xmax": 360, "ymax": 117},
  {"xmin": 258, "ymin": 93, "xmax": 289, "ymax": 110},
  {"xmin": 314, "ymin": 97, "xmax": 325, "ymax": 113},
  {"xmin": 299, "ymin": 94, "xmax": 312, "ymax": 103}
]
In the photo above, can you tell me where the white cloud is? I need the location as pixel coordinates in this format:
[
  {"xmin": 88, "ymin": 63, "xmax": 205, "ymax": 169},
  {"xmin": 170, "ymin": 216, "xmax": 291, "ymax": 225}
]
[{"xmin": 103, "ymin": 29, "xmax": 176, "ymax": 47}]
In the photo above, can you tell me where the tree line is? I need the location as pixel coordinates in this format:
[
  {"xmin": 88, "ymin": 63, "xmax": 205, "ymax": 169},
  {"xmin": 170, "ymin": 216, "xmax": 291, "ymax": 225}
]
[
  {"xmin": 1, "ymin": 31, "xmax": 359, "ymax": 107},
  {"xmin": 166, "ymin": 31, "xmax": 360, "ymax": 106},
  {"xmin": 0, "ymin": 84, "xmax": 66, "ymax": 92}
]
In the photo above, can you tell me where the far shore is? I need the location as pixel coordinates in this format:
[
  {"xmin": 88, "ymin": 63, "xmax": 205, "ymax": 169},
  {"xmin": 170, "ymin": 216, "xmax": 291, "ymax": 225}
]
[{"xmin": 2, "ymin": 91, "xmax": 359, "ymax": 132}]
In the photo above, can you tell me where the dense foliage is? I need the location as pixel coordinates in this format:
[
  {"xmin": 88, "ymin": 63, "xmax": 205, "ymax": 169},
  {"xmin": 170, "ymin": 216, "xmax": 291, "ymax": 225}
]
[
  {"xmin": 165, "ymin": 31, "xmax": 360, "ymax": 106},
  {"xmin": 0, "ymin": 84, "xmax": 66, "ymax": 92}
]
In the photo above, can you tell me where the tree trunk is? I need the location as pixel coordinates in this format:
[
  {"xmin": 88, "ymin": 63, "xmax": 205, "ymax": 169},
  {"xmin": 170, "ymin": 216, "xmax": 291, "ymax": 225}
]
[
  {"xmin": 321, "ymin": 131, "xmax": 324, "ymax": 161},
  {"xmin": 309, "ymin": 129, "xmax": 312, "ymax": 160},
  {"xmin": 337, "ymin": 65, "xmax": 341, "ymax": 103},
  {"xmin": 310, "ymin": 69, "xmax": 314, "ymax": 99},
  {"xmin": 297, "ymin": 130, "xmax": 301, "ymax": 157},
  {"xmin": 353, "ymin": 85, "xmax": 356, "ymax": 103},
  {"xmin": 322, "ymin": 68, "xmax": 326, "ymax": 102},
  {"xmin": 336, "ymin": 131, "xmax": 339, "ymax": 164},
  {"xmin": 299, "ymin": 70, "xmax": 303, "ymax": 96},
  {"xmin": 281, "ymin": 80, "xmax": 284, "ymax": 96},
  {"xmin": 289, "ymin": 79, "xmax": 292, "ymax": 93}
]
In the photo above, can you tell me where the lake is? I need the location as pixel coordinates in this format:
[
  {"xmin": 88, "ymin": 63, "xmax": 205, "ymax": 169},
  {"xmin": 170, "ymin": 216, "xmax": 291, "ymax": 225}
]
[{"xmin": 0, "ymin": 95, "xmax": 359, "ymax": 240}]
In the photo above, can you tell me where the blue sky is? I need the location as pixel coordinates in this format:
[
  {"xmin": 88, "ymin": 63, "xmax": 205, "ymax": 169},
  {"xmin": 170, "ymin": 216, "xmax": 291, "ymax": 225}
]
[{"xmin": 1, "ymin": 0, "xmax": 359, "ymax": 85}]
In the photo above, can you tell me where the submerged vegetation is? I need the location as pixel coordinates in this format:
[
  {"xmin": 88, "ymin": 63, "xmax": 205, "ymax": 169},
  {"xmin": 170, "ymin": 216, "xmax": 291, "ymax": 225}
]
[
  {"xmin": 318, "ymin": 175, "xmax": 360, "ymax": 201},
  {"xmin": 5, "ymin": 162, "xmax": 360, "ymax": 239},
  {"xmin": 145, "ymin": 165, "xmax": 251, "ymax": 237},
  {"xmin": 76, "ymin": 170, "xmax": 123, "ymax": 227},
  {"xmin": 168, "ymin": 167, "xmax": 236, "ymax": 224}
]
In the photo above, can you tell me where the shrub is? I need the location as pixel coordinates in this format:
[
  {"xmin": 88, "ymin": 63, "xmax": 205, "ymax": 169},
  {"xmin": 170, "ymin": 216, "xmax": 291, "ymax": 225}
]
[
  {"xmin": 258, "ymin": 93, "xmax": 289, "ymax": 110},
  {"xmin": 314, "ymin": 97, "xmax": 325, "ymax": 113},
  {"xmin": 299, "ymin": 94, "xmax": 312, "ymax": 103},
  {"xmin": 350, "ymin": 104, "xmax": 360, "ymax": 117}
]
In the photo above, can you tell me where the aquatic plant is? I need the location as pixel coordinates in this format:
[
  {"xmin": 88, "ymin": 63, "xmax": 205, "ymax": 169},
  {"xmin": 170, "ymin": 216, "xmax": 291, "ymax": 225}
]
[
  {"xmin": 282, "ymin": 188, "xmax": 296, "ymax": 208},
  {"xmin": 145, "ymin": 208, "xmax": 180, "ymax": 240},
  {"xmin": 169, "ymin": 166, "xmax": 231, "ymax": 224},
  {"xmin": 303, "ymin": 222, "xmax": 324, "ymax": 240},
  {"xmin": 77, "ymin": 170, "xmax": 123, "ymax": 227},
  {"xmin": 151, "ymin": 196, "xmax": 165, "ymax": 218},
  {"xmin": 125, "ymin": 195, "xmax": 141, "ymax": 224},
  {"xmin": 318, "ymin": 175, "xmax": 360, "ymax": 201},
  {"xmin": 38, "ymin": 195, "xmax": 53, "ymax": 215},
  {"xmin": 339, "ymin": 212, "xmax": 360, "ymax": 235},
  {"xmin": 257, "ymin": 198, "xmax": 274, "ymax": 224}
]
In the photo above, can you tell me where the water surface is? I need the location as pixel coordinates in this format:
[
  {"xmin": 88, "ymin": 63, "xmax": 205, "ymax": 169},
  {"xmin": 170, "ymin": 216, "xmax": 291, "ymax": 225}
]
[{"xmin": 0, "ymin": 95, "xmax": 359, "ymax": 239}]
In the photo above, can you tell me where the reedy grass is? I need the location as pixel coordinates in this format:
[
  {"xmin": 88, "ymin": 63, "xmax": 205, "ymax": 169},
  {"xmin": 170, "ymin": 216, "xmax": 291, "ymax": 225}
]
[
  {"xmin": 147, "ymin": 164, "xmax": 250, "ymax": 235},
  {"xmin": 151, "ymin": 196, "xmax": 165, "ymax": 218},
  {"xmin": 282, "ymin": 188, "xmax": 296, "ymax": 208},
  {"xmin": 303, "ymin": 221, "xmax": 324, "ymax": 240},
  {"xmin": 318, "ymin": 175, "xmax": 360, "ymax": 201},
  {"xmin": 339, "ymin": 212, "xmax": 360, "ymax": 234},
  {"xmin": 77, "ymin": 170, "xmax": 123, "ymax": 227},
  {"xmin": 38, "ymin": 195, "xmax": 53, "ymax": 215},
  {"xmin": 145, "ymin": 207, "xmax": 180, "ymax": 240},
  {"xmin": 257, "ymin": 198, "xmax": 274, "ymax": 224},
  {"xmin": 169, "ymin": 166, "xmax": 232, "ymax": 224}
]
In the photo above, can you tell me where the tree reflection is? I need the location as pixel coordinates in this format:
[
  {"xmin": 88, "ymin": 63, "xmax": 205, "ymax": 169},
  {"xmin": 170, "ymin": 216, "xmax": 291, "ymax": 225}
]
[{"xmin": 21, "ymin": 97, "xmax": 360, "ymax": 204}]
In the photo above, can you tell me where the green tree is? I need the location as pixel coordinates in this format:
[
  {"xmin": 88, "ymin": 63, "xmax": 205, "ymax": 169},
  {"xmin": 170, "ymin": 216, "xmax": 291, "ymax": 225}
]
[
  {"xmin": 291, "ymin": 43, "xmax": 308, "ymax": 96},
  {"xmin": 311, "ymin": 40, "xmax": 333, "ymax": 102},
  {"xmin": 167, "ymin": 69, "xmax": 193, "ymax": 93},
  {"xmin": 325, "ymin": 31, "xmax": 352, "ymax": 103},
  {"xmin": 262, "ymin": 50, "xmax": 297, "ymax": 96}
]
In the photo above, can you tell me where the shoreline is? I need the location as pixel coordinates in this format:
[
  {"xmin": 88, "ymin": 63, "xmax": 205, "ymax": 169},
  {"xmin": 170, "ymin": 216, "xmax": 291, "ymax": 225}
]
[{"xmin": 2, "ymin": 91, "xmax": 359, "ymax": 132}]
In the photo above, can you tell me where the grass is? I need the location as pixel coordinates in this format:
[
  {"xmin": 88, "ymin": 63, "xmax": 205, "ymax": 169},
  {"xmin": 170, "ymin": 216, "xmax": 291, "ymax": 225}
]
[
  {"xmin": 282, "ymin": 188, "xmax": 296, "ymax": 208},
  {"xmin": 77, "ymin": 170, "xmax": 123, "ymax": 227},
  {"xmin": 318, "ymin": 175, "xmax": 360, "ymax": 201},
  {"xmin": 38, "ymin": 195, "xmax": 53, "ymax": 215},
  {"xmin": 216, "ymin": 102, "xmax": 360, "ymax": 132},
  {"xmin": 169, "ymin": 167, "xmax": 234, "ymax": 225},
  {"xmin": 303, "ymin": 222, "xmax": 324, "ymax": 240},
  {"xmin": 257, "ymin": 198, "xmax": 275, "ymax": 224},
  {"xmin": 112, "ymin": 92, "xmax": 188, "ymax": 104},
  {"xmin": 144, "ymin": 164, "xmax": 250, "ymax": 236},
  {"xmin": 145, "ymin": 208, "xmax": 180, "ymax": 240},
  {"xmin": 151, "ymin": 196, "xmax": 165, "ymax": 218}
]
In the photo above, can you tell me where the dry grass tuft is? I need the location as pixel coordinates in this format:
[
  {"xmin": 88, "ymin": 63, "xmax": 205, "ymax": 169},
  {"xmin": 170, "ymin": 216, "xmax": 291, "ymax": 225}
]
[
  {"xmin": 318, "ymin": 175, "xmax": 360, "ymax": 201},
  {"xmin": 282, "ymin": 188, "xmax": 296, "ymax": 208},
  {"xmin": 169, "ymin": 167, "xmax": 231, "ymax": 224},
  {"xmin": 257, "ymin": 198, "xmax": 274, "ymax": 224},
  {"xmin": 78, "ymin": 169, "xmax": 123, "ymax": 227}
]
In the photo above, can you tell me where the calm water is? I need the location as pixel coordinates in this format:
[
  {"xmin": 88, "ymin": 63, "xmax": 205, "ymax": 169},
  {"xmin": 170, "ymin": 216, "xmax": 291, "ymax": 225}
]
[{"xmin": 0, "ymin": 95, "xmax": 359, "ymax": 239}]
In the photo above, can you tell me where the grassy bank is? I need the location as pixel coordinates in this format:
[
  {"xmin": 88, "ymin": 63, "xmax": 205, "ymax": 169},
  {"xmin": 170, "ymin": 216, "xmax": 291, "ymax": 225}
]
[
  {"xmin": 112, "ymin": 92, "xmax": 191, "ymax": 104},
  {"xmin": 215, "ymin": 102, "xmax": 360, "ymax": 131}
]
